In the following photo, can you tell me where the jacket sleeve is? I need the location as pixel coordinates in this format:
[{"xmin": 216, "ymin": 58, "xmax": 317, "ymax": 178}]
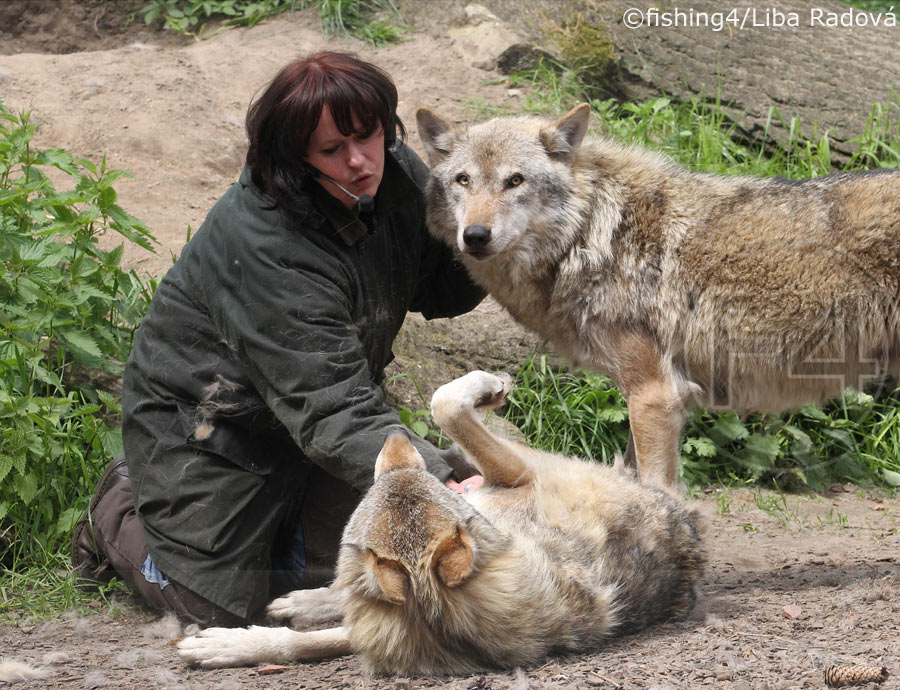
[
  {"xmin": 394, "ymin": 144, "xmax": 486, "ymax": 320},
  {"xmin": 205, "ymin": 238, "xmax": 453, "ymax": 493}
]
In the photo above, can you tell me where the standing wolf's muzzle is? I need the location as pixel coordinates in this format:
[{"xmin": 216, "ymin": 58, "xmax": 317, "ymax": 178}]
[{"xmin": 462, "ymin": 224, "xmax": 492, "ymax": 255}]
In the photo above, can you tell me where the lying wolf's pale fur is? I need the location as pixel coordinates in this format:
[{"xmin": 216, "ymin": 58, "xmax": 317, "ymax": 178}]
[
  {"xmin": 178, "ymin": 371, "xmax": 704, "ymax": 675},
  {"xmin": 416, "ymin": 105, "xmax": 900, "ymax": 487}
]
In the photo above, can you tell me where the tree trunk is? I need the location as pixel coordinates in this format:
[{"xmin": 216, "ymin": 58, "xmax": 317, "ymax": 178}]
[{"xmin": 493, "ymin": 0, "xmax": 900, "ymax": 165}]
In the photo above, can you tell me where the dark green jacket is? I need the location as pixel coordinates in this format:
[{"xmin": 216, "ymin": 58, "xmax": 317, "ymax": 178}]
[{"xmin": 121, "ymin": 145, "xmax": 483, "ymax": 618}]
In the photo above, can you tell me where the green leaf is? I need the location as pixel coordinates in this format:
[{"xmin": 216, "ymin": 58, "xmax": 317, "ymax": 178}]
[
  {"xmin": 883, "ymin": 468, "xmax": 900, "ymax": 487},
  {"xmin": 14, "ymin": 276, "xmax": 47, "ymax": 304},
  {"xmin": 800, "ymin": 403, "xmax": 829, "ymax": 421},
  {"xmin": 97, "ymin": 389, "xmax": 121, "ymax": 411},
  {"xmin": 17, "ymin": 237, "xmax": 53, "ymax": 263},
  {"xmin": 682, "ymin": 436, "xmax": 717, "ymax": 457},
  {"xmin": 0, "ymin": 454, "xmax": 12, "ymax": 483},
  {"xmin": 69, "ymin": 253, "xmax": 100, "ymax": 281},
  {"xmin": 55, "ymin": 505, "xmax": 84, "ymax": 538},
  {"xmin": 34, "ymin": 147, "xmax": 79, "ymax": 176},
  {"xmin": 105, "ymin": 204, "xmax": 155, "ymax": 251},
  {"xmin": 743, "ymin": 433, "xmax": 781, "ymax": 466},
  {"xmin": 98, "ymin": 425, "xmax": 124, "ymax": 458},
  {"xmin": 58, "ymin": 328, "xmax": 104, "ymax": 360},
  {"xmin": 712, "ymin": 413, "xmax": 749, "ymax": 442},
  {"xmin": 596, "ymin": 407, "xmax": 628, "ymax": 423},
  {"xmin": 411, "ymin": 420, "xmax": 430, "ymax": 439},
  {"xmin": 13, "ymin": 471, "xmax": 39, "ymax": 505},
  {"xmin": 783, "ymin": 424, "xmax": 813, "ymax": 451}
]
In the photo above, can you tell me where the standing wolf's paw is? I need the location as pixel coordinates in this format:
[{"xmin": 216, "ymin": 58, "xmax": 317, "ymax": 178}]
[
  {"xmin": 432, "ymin": 371, "xmax": 513, "ymax": 425},
  {"xmin": 177, "ymin": 625, "xmax": 300, "ymax": 668}
]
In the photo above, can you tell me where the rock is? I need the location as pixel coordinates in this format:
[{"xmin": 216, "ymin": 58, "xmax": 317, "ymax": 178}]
[
  {"xmin": 495, "ymin": 43, "xmax": 559, "ymax": 75},
  {"xmin": 447, "ymin": 3, "xmax": 527, "ymax": 70}
]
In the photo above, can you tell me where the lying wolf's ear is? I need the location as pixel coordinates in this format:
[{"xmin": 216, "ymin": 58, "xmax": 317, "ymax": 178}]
[
  {"xmin": 540, "ymin": 103, "xmax": 590, "ymax": 164},
  {"xmin": 416, "ymin": 107, "xmax": 457, "ymax": 166},
  {"xmin": 431, "ymin": 526, "xmax": 475, "ymax": 588},
  {"xmin": 374, "ymin": 428, "xmax": 426, "ymax": 480},
  {"xmin": 366, "ymin": 550, "xmax": 409, "ymax": 605}
]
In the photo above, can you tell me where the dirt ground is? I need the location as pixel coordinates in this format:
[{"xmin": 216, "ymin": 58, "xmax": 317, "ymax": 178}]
[{"xmin": 1, "ymin": 2, "xmax": 898, "ymax": 688}]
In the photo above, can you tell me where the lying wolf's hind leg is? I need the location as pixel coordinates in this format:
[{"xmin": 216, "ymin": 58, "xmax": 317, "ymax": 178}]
[{"xmin": 431, "ymin": 371, "xmax": 534, "ymax": 488}]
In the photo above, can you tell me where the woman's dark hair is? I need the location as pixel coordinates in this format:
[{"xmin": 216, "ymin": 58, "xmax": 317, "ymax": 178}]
[{"xmin": 245, "ymin": 51, "xmax": 406, "ymax": 224}]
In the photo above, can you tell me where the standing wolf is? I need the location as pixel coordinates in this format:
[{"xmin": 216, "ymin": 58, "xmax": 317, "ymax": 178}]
[
  {"xmin": 416, "ymin": 104, "xmax": 900, "ymax": 488},
  {"xmin": 178, "ymin": 371, "xmax": 703, "ymax": 675}
]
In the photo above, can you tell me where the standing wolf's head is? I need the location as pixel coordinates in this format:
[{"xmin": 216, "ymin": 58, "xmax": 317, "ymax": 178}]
[{"xmin": 416, "ymin": 104, "xmax": 591, "ymax": 268}]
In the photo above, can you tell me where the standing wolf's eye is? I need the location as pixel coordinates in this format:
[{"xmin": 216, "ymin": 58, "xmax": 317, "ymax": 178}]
[
  {"xmin": 507, "ymin": 174, "xmax": 524, "ymax": 188},
  {"xmin": 456, "ymin": 173, "xmax": 470, "ymax": 186}
]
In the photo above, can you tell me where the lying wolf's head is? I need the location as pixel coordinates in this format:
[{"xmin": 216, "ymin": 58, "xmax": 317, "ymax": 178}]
[
  {"xmin": 416, "ymin": 104, "xmax": 590, "ymax": 266},
  {"xmin": 337, "ymin": 427, "xmax": 507, "ymax": 610}
]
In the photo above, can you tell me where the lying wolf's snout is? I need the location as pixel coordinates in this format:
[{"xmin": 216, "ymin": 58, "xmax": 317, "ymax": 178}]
[
  {"xmin": 375, "ymin": 426, "xmax": 426, "ymax": 478},
  {"xmin": 463, "ymin": 225, "xmax": 492, "ymax": 251}
]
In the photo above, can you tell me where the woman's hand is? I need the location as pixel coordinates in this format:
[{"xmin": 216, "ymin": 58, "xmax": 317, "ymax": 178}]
[{"xmin": 445, "ymin": 475, "xmax": 485, "ymax": 494}]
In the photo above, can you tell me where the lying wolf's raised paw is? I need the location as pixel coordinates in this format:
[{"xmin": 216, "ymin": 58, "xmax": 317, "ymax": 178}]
[
  {"xmin": 431, "ymin": 371, "xmax": 512, "ymax": 424},
  {"xmin": 178, "ymin": 625, "xmax": 299, "ymax": 668},
  {"xmin": 470, "ymin": 371, "xmax": 513, "ymax": 409}
]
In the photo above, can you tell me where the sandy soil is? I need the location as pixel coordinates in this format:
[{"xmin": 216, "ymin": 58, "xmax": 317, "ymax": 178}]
[{"xmin": 1, "ymin": 2, "xmax": 898, "ymax": 688}]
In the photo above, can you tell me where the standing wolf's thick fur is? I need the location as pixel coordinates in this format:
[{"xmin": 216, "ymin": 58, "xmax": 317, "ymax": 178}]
[
  {"xmin": 416, "ymin": 105, "xmax": 900, "ymax": 487},
  {"xmin": 178, "ymin": 371, "xmax": 704, "ymax": 675}
]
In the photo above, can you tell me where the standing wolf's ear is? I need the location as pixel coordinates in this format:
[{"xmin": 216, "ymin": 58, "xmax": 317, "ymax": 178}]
[
  {"xmin": 416, "ymin": 107, "xmax": 457, "ymax": 166},
  {"xmin": 540, "ymin": 103, "xmax": 591, "ymax": 164}
]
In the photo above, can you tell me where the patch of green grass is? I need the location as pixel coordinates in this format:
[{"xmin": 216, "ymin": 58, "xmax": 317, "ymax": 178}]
[
  {"xmin": 749, "ymin": 489, "xmax": 811, "ymax": 530},
  {"xmin": 496, "ymin": 69, "xmax": 900, "ymax": 177},
  {"xmin": 504, "ymin": 355, "xmax": 629, "ymax": 466},
  {"xmin": 0, "ymin": 555, "xmax": 135, "ymax": 622},
  {"xmin": 539, "ymin": 10, "xmax": 619, "ymax": 102},
  {"xmin": 315, "ymin": 0, "xmax": 407, "ymax": 45},
  {"xmin": 594, "ymin": 96, "xmax": 843, "ymax": 178},
  {"xmin": 141, "ymin": 0, "xmax": 302, "ymax": 37},
  {"xmin": 840, "ymin": 0, "xmax": 896, "ymax": 13},
  {"xmin": 493, "ymin": 58, "xmax": 590, "ymax": 117},
  {"xmin": 817, "ymin": 507, "xmax": 850, "ymax": 529},
  {"xmin": 141, "ymin": 0, "xmax": 407, "ymax": 44},
  {"xmin": 506, "ymin": 358, "xmax": 900, "ymax": 492}
]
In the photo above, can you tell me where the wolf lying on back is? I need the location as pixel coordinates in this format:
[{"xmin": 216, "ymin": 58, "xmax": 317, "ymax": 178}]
[
  {"xmin": 416, "ymin": 105, "xmax": 900, "ymax": 488},
  {"xmin": 178, "ymin": 371, "xmax": 704, "ymax": 675}
]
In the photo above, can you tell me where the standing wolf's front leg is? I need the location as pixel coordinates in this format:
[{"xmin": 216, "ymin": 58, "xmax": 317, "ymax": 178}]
[
  {"xmin": 431, "ymin": 371, "xmax": 534, "ymax": 488},
  {"xmin": 612, "ymin": 333, "xmax": 688, "ymax": 488}
]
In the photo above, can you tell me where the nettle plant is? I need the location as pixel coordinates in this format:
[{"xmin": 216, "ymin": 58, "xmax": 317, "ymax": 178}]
[{"xmin": 0, "ymin": 100, "xmax": 155, "ymax": 562}]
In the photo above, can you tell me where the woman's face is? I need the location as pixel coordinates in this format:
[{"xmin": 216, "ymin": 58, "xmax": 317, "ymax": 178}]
[{"xmin": 305, "ymin": 105, "xmax": 385, "ymax": 210}]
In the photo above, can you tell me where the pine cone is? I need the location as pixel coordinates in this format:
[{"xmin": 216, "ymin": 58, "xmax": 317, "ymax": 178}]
[{"xmin": 824, "ymin": 664, "xmax": 890, "ymax": 687}]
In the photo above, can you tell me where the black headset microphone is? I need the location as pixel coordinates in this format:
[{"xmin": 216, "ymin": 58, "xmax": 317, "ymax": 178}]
[{"xmin": 305, "ymin": 164, "xmax": 375, "ymax": 215}]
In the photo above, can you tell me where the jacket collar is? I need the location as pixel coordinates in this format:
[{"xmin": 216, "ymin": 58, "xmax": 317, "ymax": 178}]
[{"xmin": 312, "ymin": 150, "xmax": 420, "ymax": 247}]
